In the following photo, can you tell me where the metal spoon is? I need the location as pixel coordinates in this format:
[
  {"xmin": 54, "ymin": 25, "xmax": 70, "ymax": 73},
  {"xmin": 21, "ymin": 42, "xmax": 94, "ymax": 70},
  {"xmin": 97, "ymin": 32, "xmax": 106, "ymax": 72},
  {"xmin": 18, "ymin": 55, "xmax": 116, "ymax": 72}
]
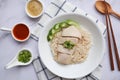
[{"xmin": 95, "ymin": 1, "xmax": 120, "ymax": 19}]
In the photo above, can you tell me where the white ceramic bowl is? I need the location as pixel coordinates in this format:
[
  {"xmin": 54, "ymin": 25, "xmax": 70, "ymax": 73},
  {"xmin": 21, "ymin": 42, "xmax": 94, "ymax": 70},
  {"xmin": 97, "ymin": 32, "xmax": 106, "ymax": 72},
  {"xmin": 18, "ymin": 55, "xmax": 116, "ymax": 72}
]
[
  {"xmin": 38, "ymin": 13, "xmax": 105, "ymax": 79},
  {"xmin": 25, "ymin": 0, "xmax": 44, "ymax": 18}
]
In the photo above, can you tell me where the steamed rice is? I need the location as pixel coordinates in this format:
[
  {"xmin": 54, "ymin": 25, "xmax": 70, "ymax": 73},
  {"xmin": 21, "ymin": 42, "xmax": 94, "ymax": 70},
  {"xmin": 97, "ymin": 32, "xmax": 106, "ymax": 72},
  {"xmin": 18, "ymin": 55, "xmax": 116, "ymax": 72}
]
[{"xmin": 50, "ymin": 27, "xmax": 92, "ymax": 64}]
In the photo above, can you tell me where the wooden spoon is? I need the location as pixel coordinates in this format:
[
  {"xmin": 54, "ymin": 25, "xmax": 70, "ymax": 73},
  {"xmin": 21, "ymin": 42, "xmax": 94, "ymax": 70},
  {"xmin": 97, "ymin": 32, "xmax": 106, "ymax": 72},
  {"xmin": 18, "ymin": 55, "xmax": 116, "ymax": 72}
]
[{"xmin": 95, "ymin": 1, "xmax": 120, "ymax": 19}]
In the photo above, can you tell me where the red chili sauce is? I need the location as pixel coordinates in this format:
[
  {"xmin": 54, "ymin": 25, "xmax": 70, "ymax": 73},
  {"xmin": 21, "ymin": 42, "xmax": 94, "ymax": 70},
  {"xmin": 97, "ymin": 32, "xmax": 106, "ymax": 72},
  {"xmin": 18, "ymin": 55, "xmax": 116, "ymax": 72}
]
[{"xmin": 13, "ymin": 24, "xmax": 29, "ymax": 40}]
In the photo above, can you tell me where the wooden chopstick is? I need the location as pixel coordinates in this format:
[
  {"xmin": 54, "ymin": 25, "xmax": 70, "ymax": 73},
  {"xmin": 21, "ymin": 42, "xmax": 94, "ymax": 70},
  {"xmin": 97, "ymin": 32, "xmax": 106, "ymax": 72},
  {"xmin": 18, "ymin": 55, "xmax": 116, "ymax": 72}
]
[
  {"xmin": 104, "ymin": 0, "xmax": 114, "ymax": 70},
  {"xmin": 104, "ymin": 0, "xmax": 120, "ymax": 71},
  {"xmin": 106, "ymin": 4, "xmax": 120, "ymax": 71}
]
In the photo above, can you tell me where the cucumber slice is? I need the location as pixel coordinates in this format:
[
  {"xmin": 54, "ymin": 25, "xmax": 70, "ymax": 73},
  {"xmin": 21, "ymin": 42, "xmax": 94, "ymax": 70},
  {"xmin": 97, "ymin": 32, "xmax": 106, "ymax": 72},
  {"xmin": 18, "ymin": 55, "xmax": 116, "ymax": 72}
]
[
  {"xmin": 47, "ymin": 35, "xmax": 53, "ymax": 41},
  {"xmin": 47, "ymin": 23, "xmax": 61, "ymax": 41},
  {"xmin": 50, "ymin": 29, "xmax": 56, "ymax": 35},
  {"xmin": 54, "ymin": 23, "xmax": 61, "ymax": 32},
  {"xmin": 47, "ymin": 29, "xmax": 53, "ymax": 41},
  {"xmin": 47, "ymin": 20, "xmax": 80, "ymax": 41},
  {"xmin": 54, "ymin": 24, "xmax": 60, "ymax": 30},
  {"xmin": 59, "ymin": 22, "xmax": 69, "ymax": 28},
  {"xmin": 65, "ymin": 19, "xmax": 79, "ymax": 27}
]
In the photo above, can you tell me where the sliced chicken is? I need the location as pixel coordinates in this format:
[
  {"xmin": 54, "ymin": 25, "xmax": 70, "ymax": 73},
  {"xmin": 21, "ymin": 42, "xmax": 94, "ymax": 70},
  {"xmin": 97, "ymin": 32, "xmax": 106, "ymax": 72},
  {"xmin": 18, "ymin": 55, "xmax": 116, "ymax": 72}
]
[
  {"xmin": 58, "ymin": 37, "xmax": 78, "ymax": 44},
  {"xmin": 57, "ymin": 45, "xmax": 74, "ymax": 54},
  {"xmin": 62, "ymin": 26, "xmax": 81, "ymax": 39},
  {"xmin": 57, "ymin": 53, "xmax": 72, "ymax": 65}
]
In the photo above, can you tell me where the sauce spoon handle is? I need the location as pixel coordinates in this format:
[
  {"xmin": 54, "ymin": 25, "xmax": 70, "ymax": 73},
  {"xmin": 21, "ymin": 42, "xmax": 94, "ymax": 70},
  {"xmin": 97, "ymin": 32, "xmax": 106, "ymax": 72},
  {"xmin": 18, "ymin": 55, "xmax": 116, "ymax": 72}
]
[
  {"xmin": 5, "ymin": 57, "xmax": 18, "ymax": 69},
  {"xmin": 0, "ymin": 27, "xmax": 11, "ymax": 32}
]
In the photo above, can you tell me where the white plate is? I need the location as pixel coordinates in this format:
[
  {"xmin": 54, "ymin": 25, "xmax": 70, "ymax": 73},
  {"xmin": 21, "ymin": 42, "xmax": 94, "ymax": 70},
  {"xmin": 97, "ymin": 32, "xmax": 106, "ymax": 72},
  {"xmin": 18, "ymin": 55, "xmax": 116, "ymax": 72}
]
[{"xmin": 38, "ymin": 13, "xmax": 105, "ymax": 79}]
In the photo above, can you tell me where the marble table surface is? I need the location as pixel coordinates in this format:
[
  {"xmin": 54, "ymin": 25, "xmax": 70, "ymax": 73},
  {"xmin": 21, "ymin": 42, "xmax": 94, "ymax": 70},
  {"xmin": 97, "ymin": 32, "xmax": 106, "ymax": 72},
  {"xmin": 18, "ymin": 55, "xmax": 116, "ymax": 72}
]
[{"xmin": 0, "ymin": 0, "xmax": 120, "ymax": 80}]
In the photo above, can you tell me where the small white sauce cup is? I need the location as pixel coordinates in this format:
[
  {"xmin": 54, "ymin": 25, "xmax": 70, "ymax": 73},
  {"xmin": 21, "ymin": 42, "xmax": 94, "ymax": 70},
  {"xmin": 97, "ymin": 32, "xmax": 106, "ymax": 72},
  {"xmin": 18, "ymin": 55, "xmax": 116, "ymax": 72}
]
[
  {"xmin": 0, "ymin": 23, "xmax": 30, "ymax": 42},
  {"xmin": 25, "ymin": 0, "xmax": 44, "ymax": 18},
  {"xmin": 11, "ymin": 23, "xmax": 31, "ymax": 42}
]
